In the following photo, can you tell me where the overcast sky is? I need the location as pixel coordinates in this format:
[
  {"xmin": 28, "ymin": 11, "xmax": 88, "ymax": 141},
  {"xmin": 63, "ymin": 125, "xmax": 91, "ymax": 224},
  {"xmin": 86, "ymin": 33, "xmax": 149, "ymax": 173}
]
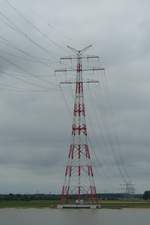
[{"xmin": 0, "ymin": 0, "xmax": 150, "ymax": 194}]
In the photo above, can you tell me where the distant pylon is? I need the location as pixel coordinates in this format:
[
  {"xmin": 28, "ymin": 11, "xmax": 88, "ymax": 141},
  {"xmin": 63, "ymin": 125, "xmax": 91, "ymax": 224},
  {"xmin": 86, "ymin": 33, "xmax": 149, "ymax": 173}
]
[
  {"xmin": 121, "ymin": 182, "xmax": 135, "ymax": 195},
  {"xmin": 55, "ymin": 45, "xmax": 104, "ymax": 204}
]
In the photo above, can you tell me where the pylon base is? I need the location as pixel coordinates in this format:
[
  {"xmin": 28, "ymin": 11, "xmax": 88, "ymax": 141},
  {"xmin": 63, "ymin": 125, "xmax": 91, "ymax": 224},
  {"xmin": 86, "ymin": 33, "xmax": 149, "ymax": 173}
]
[{"xmin": 57, "ymin": 204, "xmax": 101, "ymax": 209}]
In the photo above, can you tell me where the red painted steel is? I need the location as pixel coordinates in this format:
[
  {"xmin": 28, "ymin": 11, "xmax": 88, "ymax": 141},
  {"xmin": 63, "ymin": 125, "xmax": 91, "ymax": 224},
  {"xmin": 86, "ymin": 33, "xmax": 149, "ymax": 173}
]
[{"xmin": 60, "ymin": 50, "xmax": 97, "ymax": 204}]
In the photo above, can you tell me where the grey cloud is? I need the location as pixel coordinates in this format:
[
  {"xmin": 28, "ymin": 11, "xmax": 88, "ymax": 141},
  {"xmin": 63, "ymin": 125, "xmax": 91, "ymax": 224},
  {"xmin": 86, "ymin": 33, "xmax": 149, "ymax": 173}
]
[{"xmin": 0, "ymin": 0, "xmax": 150, "ymax": 194}]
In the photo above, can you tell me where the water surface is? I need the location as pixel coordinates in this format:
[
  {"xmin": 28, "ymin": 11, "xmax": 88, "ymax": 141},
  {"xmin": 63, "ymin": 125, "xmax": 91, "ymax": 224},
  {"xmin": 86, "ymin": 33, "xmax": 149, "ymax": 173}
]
[{"xmin": 0, "ymin": 208, "xmax": 150, "ymax": 225}]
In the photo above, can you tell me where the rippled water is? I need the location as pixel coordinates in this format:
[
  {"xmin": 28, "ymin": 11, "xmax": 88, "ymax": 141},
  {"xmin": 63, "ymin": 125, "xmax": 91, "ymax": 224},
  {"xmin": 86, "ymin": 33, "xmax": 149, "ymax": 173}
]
[{"xmin": 0, "ymin": 208, "xmax": 150, "ymax": 225}]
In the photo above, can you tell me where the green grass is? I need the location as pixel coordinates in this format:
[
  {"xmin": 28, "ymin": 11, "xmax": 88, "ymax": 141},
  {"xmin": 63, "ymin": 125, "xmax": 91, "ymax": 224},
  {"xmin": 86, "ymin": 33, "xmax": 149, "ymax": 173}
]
[
  {"xmin": 100, "ymin": 200, "xmax": 150, "ymax": 208},
  {"xmin": 0, "ymin": 200, "xmax": 58, "ymax": 208},
  {"xmin": 1, "ymin": 199, "xmax": 150, "ymax": 208}
]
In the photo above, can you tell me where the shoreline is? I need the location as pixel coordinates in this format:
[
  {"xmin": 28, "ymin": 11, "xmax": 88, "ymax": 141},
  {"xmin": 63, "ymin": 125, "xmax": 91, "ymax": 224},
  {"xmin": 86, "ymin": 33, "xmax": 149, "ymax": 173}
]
[{"xmin": 1, "ymin": 200, "xmax": 150, "ymax": 209}]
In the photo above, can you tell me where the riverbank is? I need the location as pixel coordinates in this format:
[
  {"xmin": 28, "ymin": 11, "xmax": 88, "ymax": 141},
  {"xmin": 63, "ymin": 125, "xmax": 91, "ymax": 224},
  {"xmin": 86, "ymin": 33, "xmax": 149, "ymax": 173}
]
[
  {"xmin": 100, "ymin": 200, "xmax": 150, "ymax": 208},
  {"xmin": 0, "ymin": 200, "xmax": 150, "ymax": 208}
]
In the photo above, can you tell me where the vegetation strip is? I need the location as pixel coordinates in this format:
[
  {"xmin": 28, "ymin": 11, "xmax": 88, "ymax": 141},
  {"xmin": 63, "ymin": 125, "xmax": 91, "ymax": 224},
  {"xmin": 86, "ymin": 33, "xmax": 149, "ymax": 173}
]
[{"xmin": 1, "ymin": 200, "xmax": 150, "ymax": 208}]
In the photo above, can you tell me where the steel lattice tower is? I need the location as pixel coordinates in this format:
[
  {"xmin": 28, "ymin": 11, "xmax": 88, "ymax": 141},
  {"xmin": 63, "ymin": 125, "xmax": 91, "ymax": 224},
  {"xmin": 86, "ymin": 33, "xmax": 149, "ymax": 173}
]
[{"xmin": 55, "ymin": 45, "xmax": 104, "ymax": 204}]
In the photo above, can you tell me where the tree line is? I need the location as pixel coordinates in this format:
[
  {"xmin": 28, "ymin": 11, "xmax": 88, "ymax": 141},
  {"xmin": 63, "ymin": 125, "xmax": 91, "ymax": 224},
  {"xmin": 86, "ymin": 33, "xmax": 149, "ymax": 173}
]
[
  {"xmin": 143, "ymin": 191, "xmax": 150, "ymax": 200},
  {"xmin": 0, "ymin": 193, "xmax": 143, "ymax": 201}
]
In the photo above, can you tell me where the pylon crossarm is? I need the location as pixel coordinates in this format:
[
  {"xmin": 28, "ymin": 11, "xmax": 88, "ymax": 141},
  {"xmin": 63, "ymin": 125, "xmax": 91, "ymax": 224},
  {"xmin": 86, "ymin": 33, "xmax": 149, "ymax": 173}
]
[
  {"xmin": 67, "ymin": 45, "xmax": 79, "ymax": 54},
  {"xmin": 79, "ymin": 44, "xmax": 93, "ymax": 54},
  {"xmin": 60, "ymin": 56, "xmax": 99, "ymax": 61},
  {"xmin": 87, "ymin": 56, "xmax": 99, "ymax": 59},
  {"xmin": 83, "ymin": 68, "xmax": 105, "ymax": 71},
  {"xmin": 55, "ymin": 69, "xmax": 74, "ymax": 73},
  {"xmin": 67, "ymin": 44, "xmax": 92, "ymax": 54},
  {"xmin": 55, "ymin": 68, "xmax": 104, "ymax": 73},
  {"xmin": 60, "ymin": 80, "xmax": 99, "ymax": 84}
]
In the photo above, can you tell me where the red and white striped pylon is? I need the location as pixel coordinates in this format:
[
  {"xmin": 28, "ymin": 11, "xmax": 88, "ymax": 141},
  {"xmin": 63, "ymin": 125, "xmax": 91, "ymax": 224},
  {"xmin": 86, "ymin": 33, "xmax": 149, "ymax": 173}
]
[{"xmin": 55, "ymin": 45, "xmax": 104, "ymax": 204}]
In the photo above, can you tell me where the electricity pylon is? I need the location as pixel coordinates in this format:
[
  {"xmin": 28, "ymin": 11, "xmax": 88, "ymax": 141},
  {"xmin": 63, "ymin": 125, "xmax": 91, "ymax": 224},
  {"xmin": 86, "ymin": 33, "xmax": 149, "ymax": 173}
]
[{"xmin": 55, "ymin": 45, "xmax": 104, "ymax": 204}]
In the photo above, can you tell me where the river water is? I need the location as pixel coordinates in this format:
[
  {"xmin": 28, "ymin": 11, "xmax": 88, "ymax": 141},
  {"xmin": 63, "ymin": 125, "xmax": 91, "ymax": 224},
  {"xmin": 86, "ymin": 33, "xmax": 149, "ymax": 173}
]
[{"xmin": 0, "ymin": 208, "xmax": 150, "ymax": 225}]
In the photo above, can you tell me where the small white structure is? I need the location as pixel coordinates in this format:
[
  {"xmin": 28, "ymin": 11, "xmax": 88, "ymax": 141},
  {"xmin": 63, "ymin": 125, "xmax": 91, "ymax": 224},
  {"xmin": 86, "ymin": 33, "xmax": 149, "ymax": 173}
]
[{"xmin": 75, "ymin": 199, "xmax": 84, "ymax": 204}]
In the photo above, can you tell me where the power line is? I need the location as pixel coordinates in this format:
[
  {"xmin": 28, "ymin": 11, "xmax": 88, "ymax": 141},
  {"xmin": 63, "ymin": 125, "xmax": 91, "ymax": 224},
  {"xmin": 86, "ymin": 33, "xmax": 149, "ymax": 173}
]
[
  {"xmin": 0, "ymin": 35, "xmax": 53, "ymax": 63},
  {"xmin": 86, "ymin": 81, "xmax": 127, "ymax": 183},
  {"xmin": 5, "ymin": 0, "xmax": 68, "ymax": 53},
  {"xmin": 90, "ymin": 72, "xmax": 129, "ymax": 183},
  {"xmin": 0, "ymin": 9, "xmax": 53, "ymax": 56},
  {"xmin": 1, "ymin": 70, "xmax": 52, "ymax": 78},
  {"xmin": 0, "ymin": 84, "xmax": 56, "ymax": 93},
  {"xmin": 85, "ymin": 86, "xmax": 124, "ymax": 186},
  {"xmin": 0, "ymin": 54, "xmax": 54, "ymax": 88},
  {"xmin": 87, "ymin": 135, "xmax": 115, "ymax": 190},
  {"xmin": 0, "ymin": 49, "xmax": 52, "ymax": 67},
  {"xmin": 102, "ymin": 70, "xmax": 131, "ymax": 181},
  {"xmin": 0, "ymin": 71, "xmax": 57, "ymax": 91},
  {"xmin": 19, "ymin": 1, "xmax": 74, "ymax": 47}
]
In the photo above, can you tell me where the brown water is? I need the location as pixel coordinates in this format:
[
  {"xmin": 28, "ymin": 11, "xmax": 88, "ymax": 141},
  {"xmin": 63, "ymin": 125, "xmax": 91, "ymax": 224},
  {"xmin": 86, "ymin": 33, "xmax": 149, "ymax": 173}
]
[{"xmin": 0, "ymin": 208, "xmax": 150, "ymax": 225}]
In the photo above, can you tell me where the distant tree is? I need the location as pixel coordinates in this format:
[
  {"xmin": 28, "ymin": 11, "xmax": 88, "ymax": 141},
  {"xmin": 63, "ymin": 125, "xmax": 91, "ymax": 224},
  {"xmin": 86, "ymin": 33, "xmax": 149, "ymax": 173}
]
[{"xmin": 143, "ymin": 191, "xmax": 150, "ymax": 200}]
